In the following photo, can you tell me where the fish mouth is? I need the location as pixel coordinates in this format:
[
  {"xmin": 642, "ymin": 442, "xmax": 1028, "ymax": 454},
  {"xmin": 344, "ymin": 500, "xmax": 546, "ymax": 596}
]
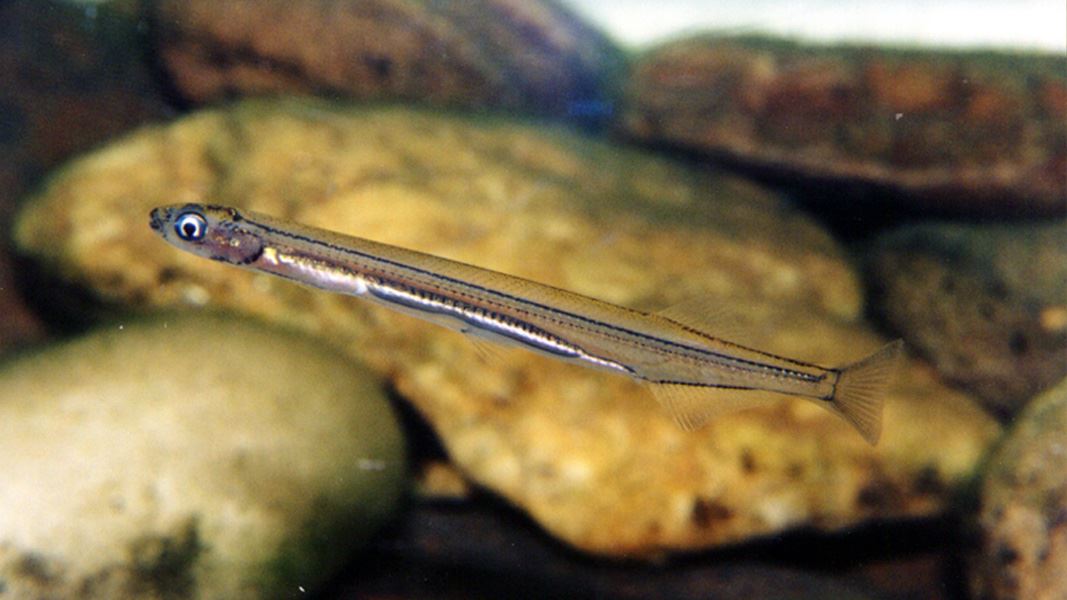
[{"xmin": 148, "ymin": 207, "xmax": 167, "ymax": 233}]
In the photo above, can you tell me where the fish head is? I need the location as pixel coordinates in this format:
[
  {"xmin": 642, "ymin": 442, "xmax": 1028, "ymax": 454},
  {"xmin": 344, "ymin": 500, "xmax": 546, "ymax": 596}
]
[{"xmin": 149, "ymin": 203, "xmax": 264, "ymax": 265}]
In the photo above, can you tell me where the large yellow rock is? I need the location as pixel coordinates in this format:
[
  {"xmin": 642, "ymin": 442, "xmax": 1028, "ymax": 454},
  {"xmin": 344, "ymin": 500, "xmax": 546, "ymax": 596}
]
[{"xmin": 14, "ymin": 98, "xmax": 999, "ymax": 556}]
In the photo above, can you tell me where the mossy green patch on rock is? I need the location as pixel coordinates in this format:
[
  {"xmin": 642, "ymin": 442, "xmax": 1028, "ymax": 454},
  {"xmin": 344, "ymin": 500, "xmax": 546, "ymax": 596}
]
[{"xmin": 866, "ymin": 220, "xmax": 1067, "ymax": 417}]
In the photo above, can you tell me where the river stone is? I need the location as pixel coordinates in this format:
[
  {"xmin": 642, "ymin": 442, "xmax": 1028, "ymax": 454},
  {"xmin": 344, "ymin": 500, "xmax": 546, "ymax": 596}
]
[
  {"xmin": 0, "ymin": 314, "xmax": 406, "ymax": 599},
  {"xmin": 155, "ymin": 0, "xmax": 623, "ymax": 120},
  {"xmin": 621, "ymin": 36, "xmax": 1067, "ymax": 218},
  {"xmin": 14, "ymin": 98, "xmax": 999, "ymax": 556},
  {"xmin": 971, "ymin": 378, "xmax": 1067, "ymax": 600},
  {"xmin": 865, "ymin": 221, "xmax": 1067, "ymax": 418}
]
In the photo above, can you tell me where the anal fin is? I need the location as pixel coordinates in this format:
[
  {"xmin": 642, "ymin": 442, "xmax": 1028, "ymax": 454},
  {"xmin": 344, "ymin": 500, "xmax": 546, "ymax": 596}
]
[{"xmin": 645, "ymin": 383, "xmax": 781, "ymax": 431}]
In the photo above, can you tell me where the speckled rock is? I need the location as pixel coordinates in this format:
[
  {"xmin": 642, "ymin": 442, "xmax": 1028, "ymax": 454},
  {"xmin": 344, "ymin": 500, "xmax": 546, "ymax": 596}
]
[
  {"xmin": 0, "ymin": 314, "xmax": 406, "ymax": 599},
  {"xmin": 622, "ymin": 36, "xmax": 1067, "ymax": 217},
  {"xmin": 14, "ymin": 99, "xmax": 999, "ymax": 556},
  {"xmin": 865, "ymin": 221, "xmax": 1067, "ymax": 417},
  {"xmin": 155, "ymin": 0, "xmax": 623, "ymax": 119},
  {"xmin": 972, "ymin": 378, "xmax": 1067, "ymax": 600}
]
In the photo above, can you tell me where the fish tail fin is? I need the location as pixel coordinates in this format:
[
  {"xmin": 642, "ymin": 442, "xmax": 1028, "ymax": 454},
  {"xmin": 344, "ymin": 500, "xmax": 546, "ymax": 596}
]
[{"xmin": 827, "ymin": 340, "xmax": 904, "ymax": 445}]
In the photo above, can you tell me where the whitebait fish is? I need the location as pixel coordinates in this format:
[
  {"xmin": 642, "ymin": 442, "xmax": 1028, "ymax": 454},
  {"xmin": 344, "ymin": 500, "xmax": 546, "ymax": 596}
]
[{"xmin": 150, "ymin": 204, "xmax": 902, "ymax": 444}]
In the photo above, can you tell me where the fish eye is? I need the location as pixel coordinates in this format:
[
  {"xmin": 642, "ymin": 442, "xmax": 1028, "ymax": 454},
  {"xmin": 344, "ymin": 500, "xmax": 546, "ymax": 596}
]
[{"xmin": 174, "ymin": 212, "xmax": 207, "ymax": 241}]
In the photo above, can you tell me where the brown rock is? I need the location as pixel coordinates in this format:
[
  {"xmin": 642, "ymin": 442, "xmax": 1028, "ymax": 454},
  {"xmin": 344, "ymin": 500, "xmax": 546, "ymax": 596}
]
[
  {"xmin": 972, "ymin": 378, "xmax": 1067, "ymax": 600},
  {"xmin": 622, "ymin": 36, "xmax": 1067, "ymax": 217},
  {"xmin": 14, "ymin": 98, "xmax": 1000, "ymax": 556},
  {"xmin": 0, "ymin": 0, "xmax": 167, "ymax": 193},
  {"xmin": 865, "ymin": 221, "xmax": 1067, "ymax": 417},
  {"xmin": 0, "ymin": 0, "xmax": 171, "ymax": 356},
  {"xmin": 155, "ymin": 0, "xmax": 623, "ymax": 118}
]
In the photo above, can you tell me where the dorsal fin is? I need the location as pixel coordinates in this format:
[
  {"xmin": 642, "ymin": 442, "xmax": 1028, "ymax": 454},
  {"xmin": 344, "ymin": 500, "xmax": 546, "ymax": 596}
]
[{"xmin": 654, "ymin": 296, "xmax": 747, "ymax": 343}]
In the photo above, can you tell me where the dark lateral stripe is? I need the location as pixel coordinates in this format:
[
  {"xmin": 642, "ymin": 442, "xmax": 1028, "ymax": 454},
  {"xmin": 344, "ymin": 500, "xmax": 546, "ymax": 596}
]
[
  {"xmin": 647, "ymin": 379, "xmax": 764, "ymax": 391},
  {"xmin": 368, "ymin": 279, "xmax": 583, "ymax": 359},
  {"xmin": 245, "ymin": 216, "xmax": 823, "ymax": 382}
]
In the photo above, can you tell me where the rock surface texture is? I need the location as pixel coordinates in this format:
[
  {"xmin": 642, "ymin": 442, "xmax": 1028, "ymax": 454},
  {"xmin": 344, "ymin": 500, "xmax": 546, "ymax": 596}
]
[
  {"xmin": 972, "ymin": 378, "xmax": 1067, "ymax": 600},
  {"xmin": 622, "ymin": 36, "xmax": 1067, "ymax": 217},
  {"xmin": 15, "ymin": 99, "xmax": 1000, "ymax": 556},
  {"xmin": 865, "ymin": 221, "xmax": 1067, "ymax": 417},
  {"xmin": 0, "ymin": 314, "xmax": 406, "ymax": 599},
  {"xmin": 155, "ymin": 0, "xmax": 623, "ymax": 119}
]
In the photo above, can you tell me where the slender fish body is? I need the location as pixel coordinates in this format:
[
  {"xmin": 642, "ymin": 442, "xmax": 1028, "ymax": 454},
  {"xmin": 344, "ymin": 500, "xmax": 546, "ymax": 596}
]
[{"xmin": 149, "ymin": 203, "xmax": 902, "ymax": 444}]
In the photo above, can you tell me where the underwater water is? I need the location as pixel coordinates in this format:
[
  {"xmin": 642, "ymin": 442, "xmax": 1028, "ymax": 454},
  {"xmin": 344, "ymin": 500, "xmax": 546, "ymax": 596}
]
[{"xmin": 1, "ymin": 1, "xmax": 1064, "ymax": 599}]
